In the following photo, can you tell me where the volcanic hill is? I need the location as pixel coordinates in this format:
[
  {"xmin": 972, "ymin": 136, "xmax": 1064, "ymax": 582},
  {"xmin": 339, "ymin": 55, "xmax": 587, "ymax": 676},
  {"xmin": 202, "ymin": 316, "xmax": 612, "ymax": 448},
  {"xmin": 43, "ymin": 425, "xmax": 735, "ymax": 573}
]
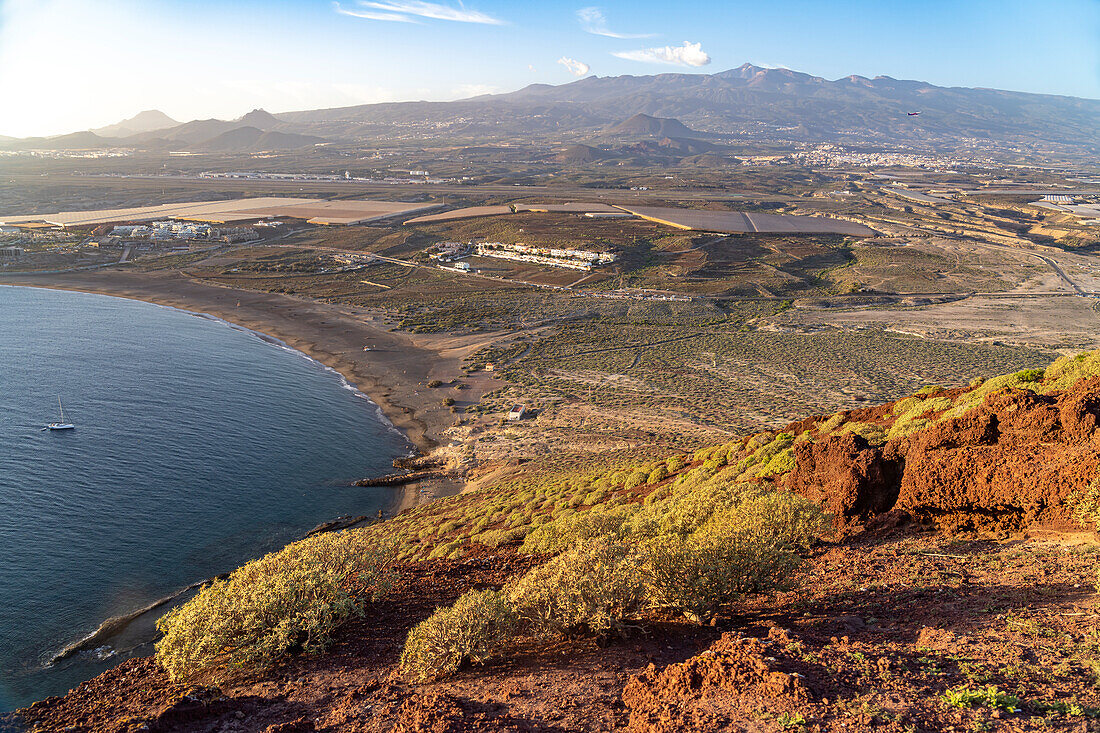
[{"xmin": 10, "ymin": 351, "xmax": 1100, "ymax": 732}]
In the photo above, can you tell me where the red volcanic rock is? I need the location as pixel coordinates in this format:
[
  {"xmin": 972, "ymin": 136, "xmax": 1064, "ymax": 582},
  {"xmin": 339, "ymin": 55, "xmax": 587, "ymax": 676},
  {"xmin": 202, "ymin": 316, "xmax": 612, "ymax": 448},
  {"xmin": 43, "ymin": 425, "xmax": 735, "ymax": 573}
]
[
  {"xmin": 784, "ymin": 432, "xmax": 901, "ymax": 524},
  {"xmin": 621, "ymin": 631, "xmax": 807, "ymax": 733},
  {"xmin": 786, "ymin": 377, "xmax": 1100, "ymax": 533},
  {"xmin": 895, "ymin": 382, "xmax": 1100, "ymax": 532}
]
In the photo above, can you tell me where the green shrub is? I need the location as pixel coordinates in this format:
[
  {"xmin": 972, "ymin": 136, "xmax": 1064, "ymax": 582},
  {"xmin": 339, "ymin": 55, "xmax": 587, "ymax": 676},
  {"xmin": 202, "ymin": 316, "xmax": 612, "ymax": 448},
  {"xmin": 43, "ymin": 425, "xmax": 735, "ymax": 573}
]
[
  {"xmin": 942, "ymin": 685, "xmax": 1021, "ymax": 712},
  {"xmin": 837, "ymin": 421, "xmax": 887, "ymax": 445},
  {"xmin": 629, "ymin": 477, "xmax": 760, "ymax": 540},
  {"xmin": 156, "ymin": 529, "xmax": 397, "ymax": 680},
  {"xmin": 641, "ymin": 507, "xmax": 806, "ymax": 623},
  {"xmin": 665, "ymin": 455, "xmax": 688, "ymax": 472},
  {"xmin": 1042, "ymin": 350, "xmax": 1100, "ymax": 392},
  {"xmin": 643, "ymin": 483, "xmax": 673, "ymax": 506},
  {"xmin": 693, "ymin": 446, "xmax": 715, "ymax": 462},
  {"xmin": 521, "ymin": 504, "xmax": 636, "ymax": 554},
  {"xmin": 1071, "ymin": 475, "xmax": 1100, "ymax": 531},
  {"xmin": 399, "ymin": 589, "xmax": 517, "ymax": 682},
  {"xmin": 1014, "ymin": 368, "xmax": 1045, "ymax": 383},
  {"xmin": 508, "ymin": 538, "xmax": 647, "ymax": 639},
  {"xmin": 583, "ymin": 488, "xmax": 609, "ymax": 505},
  {"xmin": 623, "ymin": 470, "xmax": 650, "ymax": 490},
  {"xmin": 476, "ymin": 526, "xmax": 529, "ymax": 548},
  {"xmin": 647, "ymin": 465, "xmax": 670, "ymax": 484},
  {"xmin": 757, "ymin": 447, "xmax": 795, "ymax": 478},
  {"xmin": 815, "ymin": 413, "xmax": 846, "ymax": 436},
  {"xmin": 713, "ymin": 492, "xmax": 829, "ymax": 552}
]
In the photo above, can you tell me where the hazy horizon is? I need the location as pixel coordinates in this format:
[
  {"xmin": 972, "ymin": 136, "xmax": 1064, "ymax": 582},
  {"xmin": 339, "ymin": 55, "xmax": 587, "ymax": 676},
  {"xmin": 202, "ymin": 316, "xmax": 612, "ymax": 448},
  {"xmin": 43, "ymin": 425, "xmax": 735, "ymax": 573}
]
[{"xmin": 1, "ymin": 0, "xmax": 1098, "ymax": 138}]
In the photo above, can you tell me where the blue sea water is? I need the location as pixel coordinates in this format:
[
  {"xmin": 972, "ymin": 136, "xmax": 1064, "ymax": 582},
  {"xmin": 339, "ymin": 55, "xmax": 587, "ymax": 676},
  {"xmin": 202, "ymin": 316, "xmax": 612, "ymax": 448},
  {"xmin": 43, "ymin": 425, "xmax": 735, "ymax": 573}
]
[{"xmin": 0, "ymin": 285, "xmax": 411, "ymax": 711}]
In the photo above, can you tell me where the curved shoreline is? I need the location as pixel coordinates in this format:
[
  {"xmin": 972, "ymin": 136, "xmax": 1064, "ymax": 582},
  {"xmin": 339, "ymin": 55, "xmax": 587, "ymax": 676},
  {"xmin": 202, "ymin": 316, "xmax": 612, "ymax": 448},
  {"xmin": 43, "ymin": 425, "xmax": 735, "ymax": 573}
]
[
  {"xmin": 0, "ymin": 276, "xmax": 445, "ymax": 703},
  {"xmin": 0, "ymin": 270, "xmax": 455, "ymax": 458}
]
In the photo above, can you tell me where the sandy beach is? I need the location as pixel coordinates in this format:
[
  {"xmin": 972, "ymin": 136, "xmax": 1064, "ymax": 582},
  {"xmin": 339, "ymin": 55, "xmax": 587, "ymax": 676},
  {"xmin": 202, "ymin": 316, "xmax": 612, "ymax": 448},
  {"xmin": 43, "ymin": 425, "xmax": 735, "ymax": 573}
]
[{"xmin": 0, "ymin": 269, "xmax": 501, "ymax": 510}]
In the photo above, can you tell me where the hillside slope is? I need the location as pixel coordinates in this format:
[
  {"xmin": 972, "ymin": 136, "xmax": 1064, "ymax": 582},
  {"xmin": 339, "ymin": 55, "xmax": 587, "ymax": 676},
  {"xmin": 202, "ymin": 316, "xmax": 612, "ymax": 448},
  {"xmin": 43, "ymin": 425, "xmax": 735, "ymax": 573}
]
[{"xmin": 10, "ymin": 350, "xmax": 1100, "ymax": 732}]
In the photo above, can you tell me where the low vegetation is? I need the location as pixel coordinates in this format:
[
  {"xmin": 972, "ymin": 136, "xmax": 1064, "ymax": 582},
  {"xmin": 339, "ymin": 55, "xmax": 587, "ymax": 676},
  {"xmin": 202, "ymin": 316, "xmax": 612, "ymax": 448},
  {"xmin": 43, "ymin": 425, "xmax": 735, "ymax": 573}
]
[
  {"xmin": 399, "ymin": 588, "xmax": 516, "ymax": 683},
  {"xmin": 398, "ymin": 484, "xmax": 828, "ymax": 680},
  {"xmin": 155, "ymin": 530, "xmax": 398, "ymax": 681}
]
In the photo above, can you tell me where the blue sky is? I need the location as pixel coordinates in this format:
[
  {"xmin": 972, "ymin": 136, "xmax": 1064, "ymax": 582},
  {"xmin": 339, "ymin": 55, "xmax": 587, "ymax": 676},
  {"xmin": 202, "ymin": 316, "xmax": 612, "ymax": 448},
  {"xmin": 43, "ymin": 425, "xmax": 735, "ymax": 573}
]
[{"xmin": 1, "ymin": 0, "xmax": 1098, "ymax": 137}]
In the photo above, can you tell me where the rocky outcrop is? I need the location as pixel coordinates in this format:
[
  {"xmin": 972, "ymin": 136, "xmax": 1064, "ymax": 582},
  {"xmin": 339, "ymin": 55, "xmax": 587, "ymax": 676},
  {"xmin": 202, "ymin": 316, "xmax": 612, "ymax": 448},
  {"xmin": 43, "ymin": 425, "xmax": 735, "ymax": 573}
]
[
  {"xmin": 894, "ymin": 379, "xmax": 1100, "ymax": 532},
  {"xmin": 786, "ymin": 377, "xmax": 1100, "ymax": 533},
  {"xmin": 784, "ymin": 432, "xmax": 902, "ymax": 524}
]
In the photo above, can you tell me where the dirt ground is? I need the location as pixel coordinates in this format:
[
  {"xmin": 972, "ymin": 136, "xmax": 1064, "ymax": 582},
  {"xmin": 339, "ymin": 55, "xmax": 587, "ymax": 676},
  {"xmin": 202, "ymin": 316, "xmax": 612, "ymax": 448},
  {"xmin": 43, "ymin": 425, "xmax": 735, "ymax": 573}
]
[
  {"xmin": 10, "ymin": 525, "xmax": 1100, "ymax": 733},
  {"xmin": 784, "ymin": 293, "xmax": 1100, "ymax": 351}
]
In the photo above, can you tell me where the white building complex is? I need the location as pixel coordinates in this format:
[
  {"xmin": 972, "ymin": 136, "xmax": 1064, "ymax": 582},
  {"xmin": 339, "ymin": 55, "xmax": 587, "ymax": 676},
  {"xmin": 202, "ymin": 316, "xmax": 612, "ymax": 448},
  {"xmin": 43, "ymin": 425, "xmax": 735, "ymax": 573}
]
[{"xmin": 474, "ymin": 242, "xmax": 617, "ymax": 271}]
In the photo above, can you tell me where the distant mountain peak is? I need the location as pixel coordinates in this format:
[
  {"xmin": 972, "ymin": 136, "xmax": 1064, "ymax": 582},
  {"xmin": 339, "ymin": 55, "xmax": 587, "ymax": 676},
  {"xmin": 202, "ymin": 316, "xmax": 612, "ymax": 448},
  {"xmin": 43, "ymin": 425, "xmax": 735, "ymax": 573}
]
[
  {"xmin": 605, "ymin": 113, "xmax": 701, "ymax": 138},
  {"xmin": 91, "ymin": 109, "xmax": 178, "ymax": 138},
  {"xmin": 237, "ymin": 109, "xmax": 280, "ymax": 129}
]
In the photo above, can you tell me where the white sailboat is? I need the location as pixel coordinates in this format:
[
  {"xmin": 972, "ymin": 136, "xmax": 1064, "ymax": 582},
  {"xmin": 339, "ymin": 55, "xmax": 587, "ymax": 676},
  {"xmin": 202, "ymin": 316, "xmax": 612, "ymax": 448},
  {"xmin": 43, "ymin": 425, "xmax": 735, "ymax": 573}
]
[{"xmin": 47, "ymin": 396, "xmax": 75, "ymax": 431}]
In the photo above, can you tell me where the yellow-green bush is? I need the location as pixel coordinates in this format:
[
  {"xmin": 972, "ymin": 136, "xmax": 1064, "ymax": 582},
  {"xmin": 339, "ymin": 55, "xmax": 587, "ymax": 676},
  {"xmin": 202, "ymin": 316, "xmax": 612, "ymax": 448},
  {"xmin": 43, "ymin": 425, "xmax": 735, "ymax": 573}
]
[
  {"xmin": 155, "ymin": 529, "xmax": 397, "ymax": 681},
  {"xmin": 737, "ymin": 432, "xmax": 794, "ymax": 473},
  {"xmin": 949, "ymin": 368, "xmax": 1047, "ymax": 417},
  {"xmin": 693, "ymin": 445, "xmax": 716, "ymax": 462},
  {"xmin": 520, "ymin": 504, "xmax": 635, "ymax": 554},
  {"xmin": 647, "ymin": 465, "xmax": 670, "ymax": 484},
  {"xmin": 641, "ymin": 526, "xmax": 799, "ymax": 623},
  {"xmin": 399, "ymin": 588, "xmax": 516, "ymax": 682},
  {"xmin": 475, "ymin": 526, "xmax": 529, "ymax": 548},
  {"xmin": 665, "ymin": 455, "xmax": 688, "ymax": 472},
  {"xmin": 627, "ymin": 475, "xmax": 761, "ymax": 539},
  {"xmin": 711, "ymin": 491, "xmax": 829, "ymax": 552},
  {"xmin": 757, "ymin": 447, "xmax": 795, "ymax": 478},
  {"xmin": 639, "ymin": 489, "xmax": 826, "ymax": 622},
  {"xmin": 816, "ymin": 413, "xmax": 846, "ymax": 436},
  {"xmin": 1070, "ymin": 475, "xmax": 1100, "ymax": 530},
  {"xmin": 1041, "ymin": 350, "xmax": 1100, "ymax": 393},
  {"xmin": 837, "ymin": 421, "xmax": 887, "ymax": 445},
  {"xmin": 508, "ymin": 538, "xmax": 647, "ymax": 639}
]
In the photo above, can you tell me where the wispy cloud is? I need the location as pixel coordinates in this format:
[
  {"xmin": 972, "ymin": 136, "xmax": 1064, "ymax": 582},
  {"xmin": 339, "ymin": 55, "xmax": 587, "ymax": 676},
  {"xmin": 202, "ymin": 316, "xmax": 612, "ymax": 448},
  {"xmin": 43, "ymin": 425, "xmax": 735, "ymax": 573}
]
[
  {"xmin": 333, "ymin": 3, "xmax": 417, "ymax": 22},
  {"xmin": 334, "ymin": 0, "xmax": 506, "ymax": 24},
  {"xmin": 613, "ymin": 41, "xmax": 711, "ymax": 67},
  {"xmin": 576, "ymin": 7, "xmax": 653, "ymax": 39},
  {"xmin": 557, "ymin": 56, "xmax": 590, "ymax": 77}
]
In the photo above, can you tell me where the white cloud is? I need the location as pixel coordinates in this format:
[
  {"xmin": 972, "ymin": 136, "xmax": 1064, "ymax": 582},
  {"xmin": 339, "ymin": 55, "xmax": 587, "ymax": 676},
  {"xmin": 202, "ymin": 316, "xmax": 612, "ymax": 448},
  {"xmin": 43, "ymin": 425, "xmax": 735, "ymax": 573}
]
[
  {"xmin": 576, "ymin": 6, "xmax": 653, "ymax": 39},
  {"xmin": 557, "ymin": 56, "xmax": 590, "ymax": 77},
  {"xmin": 613, "ymin": 41, "xmax": 711, "ymax": 67},
  {"xmin": 335, "ymin": 0, "xmax": 506, "ymax": 24},
  {"xmin": 333, "ymin": 3, "xmax": 416, "ymax": 22}
]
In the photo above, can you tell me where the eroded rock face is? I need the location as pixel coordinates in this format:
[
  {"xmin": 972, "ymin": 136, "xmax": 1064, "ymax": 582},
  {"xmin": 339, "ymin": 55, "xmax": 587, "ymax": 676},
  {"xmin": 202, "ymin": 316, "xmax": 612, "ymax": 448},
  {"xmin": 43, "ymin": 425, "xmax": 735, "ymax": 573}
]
[
  {"xmin": 621, "ymin": 631, "xmax": 807, "ymax": 733},
  {"xmin": 785, "ymin": 432, "xmax": 902, "ymax": 524},
  {"xmin": 895, "ymin": 381, "xmax": 1100, "ymax": 532},
  {"xmin": 786, "ymin": 378, "xmax": 1100, "ymax": 533}
]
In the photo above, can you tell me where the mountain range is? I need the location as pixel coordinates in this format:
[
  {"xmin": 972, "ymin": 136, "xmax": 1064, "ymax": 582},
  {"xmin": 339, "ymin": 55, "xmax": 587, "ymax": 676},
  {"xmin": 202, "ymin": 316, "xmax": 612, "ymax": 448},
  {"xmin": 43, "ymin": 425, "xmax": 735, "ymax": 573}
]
[{"xmin": 8, "ymin": 64, "xmax": 1100, "ymax": 157}]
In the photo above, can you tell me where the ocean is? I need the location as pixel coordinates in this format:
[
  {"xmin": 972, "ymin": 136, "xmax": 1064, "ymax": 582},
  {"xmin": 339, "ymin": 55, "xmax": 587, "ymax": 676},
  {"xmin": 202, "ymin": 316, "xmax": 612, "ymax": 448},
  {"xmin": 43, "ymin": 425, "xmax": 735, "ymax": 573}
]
[{"xmin": 0, "ymin": 285, "xmax": 411, "ymax": 711}]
